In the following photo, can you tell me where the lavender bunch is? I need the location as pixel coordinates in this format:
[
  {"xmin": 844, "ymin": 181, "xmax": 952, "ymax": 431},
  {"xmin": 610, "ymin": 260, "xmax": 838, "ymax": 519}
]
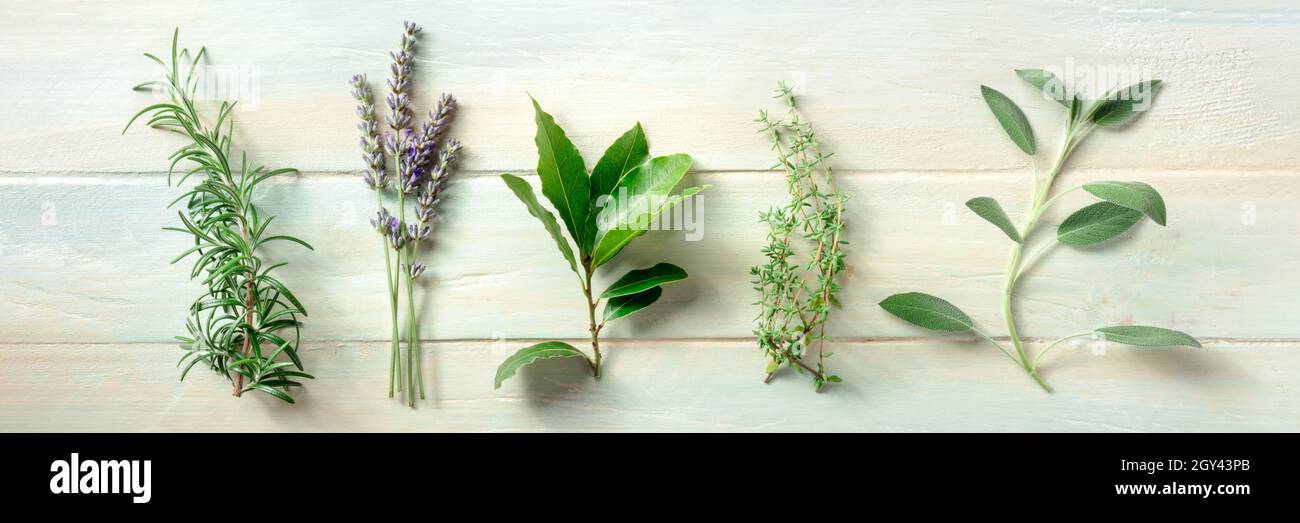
[{"xmin": 351, "ymin": 21, "xmax": 460, "ymax": 407}]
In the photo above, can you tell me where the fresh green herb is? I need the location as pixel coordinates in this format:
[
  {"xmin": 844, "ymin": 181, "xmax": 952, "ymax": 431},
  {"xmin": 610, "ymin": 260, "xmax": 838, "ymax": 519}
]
[
  {"xmin": 494, "ymin": 97, "xmax": 705, "ymax": 388},
  {"xmin": 350, "ymin": 22, "xmax": 460, "ymax": 407},
  {"xmin": 752, "ymin": 82, "xmax": 848, "ymax": 392},
  {"xmin": 125, "ymin": 30, "xmax": 314, "ymax": 403},
  {"xmin": 879, "ymin": 70, "xmax": 1199, "ymax": 392}
]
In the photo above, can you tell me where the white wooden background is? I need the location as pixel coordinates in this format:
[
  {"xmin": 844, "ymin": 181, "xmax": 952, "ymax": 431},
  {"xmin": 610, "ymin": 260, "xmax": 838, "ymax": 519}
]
[{"xmin": 2, "ymin": 0, "xmax": 1297, "ymax": 432}]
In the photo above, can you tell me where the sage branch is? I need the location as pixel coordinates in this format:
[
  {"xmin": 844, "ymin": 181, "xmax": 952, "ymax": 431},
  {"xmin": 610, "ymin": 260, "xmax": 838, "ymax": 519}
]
[{"xmin": 879, "ymin": 69, "xmax": 1200, "ymax": 392}]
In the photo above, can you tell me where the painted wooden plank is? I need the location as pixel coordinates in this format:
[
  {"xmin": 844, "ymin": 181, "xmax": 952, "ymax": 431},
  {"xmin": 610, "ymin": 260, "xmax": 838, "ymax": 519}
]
[
  {"xmin": 1, "ymin": 0, "xmax": 1297, "ymax": 173},
  {"xmin": 0, "ymin": 170, "xmax": 1292, "ymax": 342},
  {"xmin": 0, "ymin": 340, "xmax": 1294, "ymax": 432}
]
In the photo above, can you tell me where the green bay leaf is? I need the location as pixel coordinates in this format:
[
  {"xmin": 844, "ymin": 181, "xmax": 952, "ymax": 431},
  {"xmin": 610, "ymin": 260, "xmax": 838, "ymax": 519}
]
[
  {"xmin": 530, "ymin": 97, "xmax": 591, "ymax": 253},
  {"xmin": 500, "ymin": 173, "xmax": 578, "ymax": 274},
  {"xmin": 591, "ymin": 154, "xmax": 697, "ymax": 267},
  {"xmin": 601, "ymin": 262, "xmax": 688, "ymax": 299},
  {"xmin": 494, "ymin": 341, "xmax": 588, "ymax": 389},
  {"xmin": 603, "ymin": 286, "xmax": 663, "ymax": 323}
]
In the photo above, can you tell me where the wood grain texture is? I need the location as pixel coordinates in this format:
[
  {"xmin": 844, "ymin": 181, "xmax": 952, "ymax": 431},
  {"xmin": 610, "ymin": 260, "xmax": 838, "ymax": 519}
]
[
  {"xmin": 0, "ymin": 170, "xmax": 1291, "ymax": 342},
  {"xmin": 1, "ymin": 0, "xmax": 1297, "ymax": 173},
  {"xmin": 0, "ymin": 340, "xmax": 1293, "ymax": 432},
  {"xmin": 1, "ymin": 0, "xmax": 1297, "ymax": 431}
]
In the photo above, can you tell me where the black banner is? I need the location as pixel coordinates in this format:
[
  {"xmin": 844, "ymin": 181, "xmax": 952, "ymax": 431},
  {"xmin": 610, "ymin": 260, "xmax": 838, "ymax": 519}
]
[{"xmin": 1, "ymin": 433, "xmax": 1288, "ymax": 512}]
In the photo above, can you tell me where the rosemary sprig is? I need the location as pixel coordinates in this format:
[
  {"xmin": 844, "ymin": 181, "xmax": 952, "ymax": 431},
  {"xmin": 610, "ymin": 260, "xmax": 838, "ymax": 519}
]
[
  {"xmin": 351, "ymin": 22, "xmax": 460, "ymax": 407},
  {"xmin": 125, "ymin": 29, "xmax": 314, "ymax": 403},
  {"xmin": 752, "ymin": 82, "xmax": 848, "ymax": 392}
]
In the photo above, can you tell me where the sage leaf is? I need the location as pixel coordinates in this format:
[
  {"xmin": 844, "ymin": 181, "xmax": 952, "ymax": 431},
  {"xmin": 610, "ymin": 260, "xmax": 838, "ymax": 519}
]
[
  {"xmin": 603, "ymin": 286, "xmax": 663, "ymax": 323},
  {"xmin": 965, "ymin": 196, "xmax": 1023, "ymax": 243},
  {"xmin": 530, "ymin": 97, "xmax": 592, "ymax": 253},
  {"xmin": 980, "ymin": 85, "xmax": 1036, "ymax": 155},
  {"xmin": 500, "ymin": 173, "xmax": 578, "ymax": 273},
  {"xmin": 1014, "ymin": 69, "xmax": 1069, "ymax": 106},
  {"xmin": 878, "ymin": 292, "xmax": 973, "ymax": 332},
  {"xmin": 494, "ymin": 341, "xmax": 588, "ymax": 389},
  {"xmin": 600, "ymin": 262, "xmax": 688, "ymax": 299},
  {"xmin": 1083, "ymin": 181, "xmax": 1167, "ymax": 226},
  {"xmin": 1091, "ymin": 80, "xmax": 1163, "ymax": 128},
  {"xmin": 592, "ymin": 154, "xmax": 697, "ymax": 266},
  {"xmin": 1057, "ymin": 201, "xmax": 1144, "ymax": 246},
  {"xmin": 1095, "ymin": 326, "xmax": 1202, "ymax": 348}
]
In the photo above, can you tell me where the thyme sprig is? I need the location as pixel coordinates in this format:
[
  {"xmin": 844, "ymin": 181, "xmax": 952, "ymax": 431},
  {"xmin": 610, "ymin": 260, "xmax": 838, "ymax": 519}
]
[
  {"xmin": 752, "ymin": 82, "xmax": 848, "ymax": 392},
  {"xmin": 126, "ymin": 30, "xmax": 314, "ymax": 403}
]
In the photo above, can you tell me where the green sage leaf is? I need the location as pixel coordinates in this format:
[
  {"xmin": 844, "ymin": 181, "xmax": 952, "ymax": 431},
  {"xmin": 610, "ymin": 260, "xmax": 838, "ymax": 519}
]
[
  {"xmin": 494, "ymin": 341, "xmax": 588, "ymax": 389},
  {"xmin": 1095, "ymin": 326, "xmax": 1202, "ymax": 348},
  {"xmin": 1091, "ymin": 80, "xmax": 1163, "ymax": 128},
  {"xmin": 965, "ymin": 196, "xmax": 1023, "ymax": 243},
  {"xmin": 980, "ymin": 85, "xmax": 1035, "ymax": 155},
  {"xmin": 530, "ymin": 97, "xmax": 591, "ymax": 253},
  {"xmin": 601, "ymin": 262, "xmax": 688, "ymax": 299},
  {"xmin": 1057, "ymin": 201, "xmax": 1144, "ymax": 246},
  {"xmin": 1014, "ymin": 69, "xmax": 1069, "ymax": 106},
  {"xmin": 1083, "ymin": 181, "xmax": 1167, "ymax": 226},
  {"xmin": 878, "ymin": 292, "xmax": 973, "ymax": 332},
  {"xmin": 603, "ymin": 286, "xmax": 663, "ymax": 323},
  {"xmin": 500, "ymin": 173, "xmax": 578, "ymax": 273}
]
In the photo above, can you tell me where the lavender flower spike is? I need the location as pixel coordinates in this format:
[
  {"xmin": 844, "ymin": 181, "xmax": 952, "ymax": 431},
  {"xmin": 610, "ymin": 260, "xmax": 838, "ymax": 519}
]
[
  {"xmin": 350, "ymin": 74, "xmax": 388, "ymax": 189},
  {"xmin": 385, "ymin": 21, "xmax": 419, "ymax": 132}
]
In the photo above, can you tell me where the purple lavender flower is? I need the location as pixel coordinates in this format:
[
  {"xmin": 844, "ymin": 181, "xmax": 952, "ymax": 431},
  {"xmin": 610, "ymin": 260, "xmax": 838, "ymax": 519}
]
[
  {"xmin": 351, "ymin": 74, "xmax": 388, "ymax": 189},
  {"xmin": 408, "ymin": 262, "xmax": 426, "ymax": 279},
  {"xmin": 414, "ymin": 94, "xmax": 457, "ymax": 167},
  {"xmin": 370, "ymin": 207, "xmax": 392, "ymax": 234},
  {"xmin": 385, "ymin": 21, "xmax": 419, "ymax": 133},
  {"xmin": 385, "ymin": 215, "xmax": 406, "ymax": 250}
]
